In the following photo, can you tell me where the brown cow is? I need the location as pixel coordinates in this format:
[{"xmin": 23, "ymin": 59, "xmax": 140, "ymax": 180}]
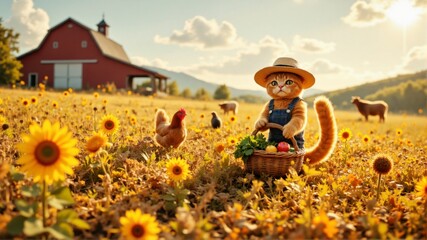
[
  {"xmin": 219, "ymin": 101, "xmax": 239, "ymax": 115},
  {"xmin": 351, "ymin": 96, "xmax": 388, "ymax": 123}
]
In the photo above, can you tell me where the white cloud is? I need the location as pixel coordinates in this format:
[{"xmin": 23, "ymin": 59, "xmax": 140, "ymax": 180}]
[
  {"xmin": 178, "ymin": 36, "xmax": 289, "ymax": 75},
  {"xmin": 342, "ymin": 0, "xmax": 387, "ymax": 27},
  {"xmin": 154, "ymin": 16, "xmax": 244, "ymax": 50},
  {"xmin": 130, "ymin": 56, "xmax": 170, "ymax": 69},
  {"xmin": 292, "ymin": 35, "xmax": 335, "ymax": 54},
  {"xmin": 308, "ymin": 59, "xmax": 353, "ymax": 74},
  {"xmin": 5, "ymin": 0, "xmax": 49, "ymax": 51},
  {"xmin": 400, "ymin": 44, "xmax": 427, "ymax": 72}
]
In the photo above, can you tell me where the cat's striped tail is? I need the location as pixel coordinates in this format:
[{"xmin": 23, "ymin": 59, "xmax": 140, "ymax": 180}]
[{"xmin": 305, "ymin": 96, "xmax": 337, "ymax": 165}]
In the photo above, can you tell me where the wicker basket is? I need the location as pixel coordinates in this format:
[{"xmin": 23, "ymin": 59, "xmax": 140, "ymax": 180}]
[{"xmin": 245, "ymin": 123, "xmax": 305, "ymax": 177}]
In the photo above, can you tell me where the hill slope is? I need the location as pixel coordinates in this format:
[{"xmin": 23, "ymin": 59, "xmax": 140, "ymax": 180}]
[{"xmin": 306, "ymin": 70, "xmax": 427, "ymax": 114}]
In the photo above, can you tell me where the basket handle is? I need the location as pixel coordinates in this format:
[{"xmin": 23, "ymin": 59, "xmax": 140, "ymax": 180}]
[{"xmin": 251, "ymin": 123, "xmax": 300, "ymax": 151}]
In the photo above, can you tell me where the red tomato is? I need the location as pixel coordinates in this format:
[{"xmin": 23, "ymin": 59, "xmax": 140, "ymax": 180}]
[{"xmin": 277, "ymin": 142, "xmax": 290, "ymax": 152}]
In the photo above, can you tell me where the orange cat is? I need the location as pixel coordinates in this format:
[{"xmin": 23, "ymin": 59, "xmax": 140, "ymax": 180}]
[{"xmin": 254, "ymin": 57, "xmax": 337, "ymax": 165}]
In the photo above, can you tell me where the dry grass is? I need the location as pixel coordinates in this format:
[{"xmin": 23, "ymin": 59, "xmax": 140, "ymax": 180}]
[{"xmin": 0, "ymin": 87, "xmax": 426, "ymax": 239}]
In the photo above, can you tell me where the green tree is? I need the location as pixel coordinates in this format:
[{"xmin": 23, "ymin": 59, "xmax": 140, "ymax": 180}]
[
  {"xmin": 214, "ymin": 84, "xmax": 231, "ymax": 100},
  {"xmin": 181, "ymin": 88, "xmax": 192, "ymax": 98},
  {"xmin": 0, "ymin": 18, "xmax": 22, "ymax": 85},
  {"xmin": 167, "ymin": 81, "xmax": 179, "ymax": 96},
  {"xmin": 194, "ymin": 88, "xmax": 212, "ymax": 101}
]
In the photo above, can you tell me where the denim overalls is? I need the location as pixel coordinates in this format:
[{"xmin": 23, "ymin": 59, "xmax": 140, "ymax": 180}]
[{"xmin": 268, "ymin": 97, "xmax": 305, "ymax": 149}]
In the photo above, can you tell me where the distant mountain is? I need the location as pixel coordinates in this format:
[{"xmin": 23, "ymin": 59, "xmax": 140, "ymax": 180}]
[{"xmin": 143, "ymin": 66, "xmax": 324, "ymax": 99}]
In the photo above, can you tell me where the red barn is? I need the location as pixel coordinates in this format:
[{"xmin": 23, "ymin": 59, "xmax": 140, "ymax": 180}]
[{"xmin": 17, "ymin": 17, "xmax": 168, "ymax": 93}]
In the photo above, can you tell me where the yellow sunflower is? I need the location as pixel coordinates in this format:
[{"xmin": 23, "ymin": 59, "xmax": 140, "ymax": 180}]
[
  {"xmin": 30, "ymin": 96, "xmax": 38, "ymax": 104},
  {"xmin": 415, "ymin": 176, "xmax": 427, "ymax": 199},
  {"xmin": 52, "ymin": 101, "xmax": 59, "ymax": 109},
  {"xmin": 21, "ymin": 99, "xmax": 30, "ymax": 107},
  {"xmin": 120, "ymin": 209, "xmax": 160, "ymax": 240},
  {"xmin": 214, "ymin": 142, "xmax": 225, "ymax": 153},
  {"xmin": 362, "ymin": 135, "xmax": 370, "ymax": 144},
  {"xmin": 99, "ymin": 114, "xmax": 120, "ymax": 135},
  {"xmin": 230, "ymin": 116, "xmax": 237, "ymax": 123},
  {"xmin": 16, "ymin": 120, "xmax": 79, "ymax": 184},
  {"xmin": 166, "ymin": 157, "xmax": 190, "ymax": 182},
  {"xmin": 312, "ymin": 210, "xmax": 338, "ymax": 238},
  {"xmin": 396, "ymin": 128, "xmax": 403, "ymax": 136},
  {"xmin": 339, "ymin": 128, "xmax": 352, "ymax": 142},
  {"xmin": 86, "ymin": 132, "xmax": 108, "ymax": 154},
  {"xmin": 227, "ymin": 136, "xmax": 238, "ymax": 145}
]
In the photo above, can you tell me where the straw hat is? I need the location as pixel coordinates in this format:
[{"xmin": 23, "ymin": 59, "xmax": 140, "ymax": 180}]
[{"xmin": 254, "ymin": 57, "xmax": 315, "ymax": 89}]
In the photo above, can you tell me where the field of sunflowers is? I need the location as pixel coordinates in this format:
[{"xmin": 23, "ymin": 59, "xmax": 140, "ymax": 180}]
[{"xmin": 0, "ymin": 87, "xmax": 426, "ymax": 239}]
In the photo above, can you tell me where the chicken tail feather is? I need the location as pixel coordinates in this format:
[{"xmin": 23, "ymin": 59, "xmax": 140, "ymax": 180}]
[{"xmin": 155, "ymin": 109, "xmax": 169, "ymax": 130}]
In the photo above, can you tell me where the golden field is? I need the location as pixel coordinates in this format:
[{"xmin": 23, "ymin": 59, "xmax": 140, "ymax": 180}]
[{"xmin": 0, "ymin": 87, "xmax": 426, "ymax": 239}]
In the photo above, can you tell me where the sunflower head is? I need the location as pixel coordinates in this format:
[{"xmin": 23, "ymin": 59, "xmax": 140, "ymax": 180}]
[
  {"xmin": 86, "ymin": 132, "xmax": 108, "ymax": 154},
  {"xmin": 415, "ymin": 177, "xmax": 427, "ymax": 199},
  {"xmin": 120, "ymin": 209, "xmax": 160, "ymax": 240},
  {"xmin": 362, "ymin": 135, "xmax": 370, "ymax": 144},
  {"xmin": 21, "ymin": 99, "xmax": 30, "ymax": 107},
  {"xmin": 30, "ymin": 96, "xmax": 38, "ymax": 104},
  {"xmin": 166, "ymin": 157, "xmax": 190, "ymax": 182},
  {"xmin": 227, "ymin": 136, "xmax": 238, "ymax": 146},
  {"xmin": 99, "ymin": 114, "xmax": 120, "ymax": 135},
  {"xmin": 214, "ymin": 142, "xmax": 225, "ymax": 153},
  {"xmin": 16, "ymin": 120, "xmax": 79, "ymax": 184},
  {"xmin": 372, "ymin": 154, "xmax": 393, "ymax": 175},
  {"xmin": 339, "ymin": 128, "xmax": 352, "ymax": 142}
]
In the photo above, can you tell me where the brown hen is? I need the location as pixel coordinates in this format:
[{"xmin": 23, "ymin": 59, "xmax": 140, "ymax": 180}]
[{"xmin": 154, "ymin": 108, "xmax": 187, "ymax": 148}]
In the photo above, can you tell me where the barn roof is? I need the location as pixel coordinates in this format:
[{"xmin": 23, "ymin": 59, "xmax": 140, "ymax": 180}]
[
  {"xmin": 90, "ymin": 30, "xmax": 130, "ymax": 63},
  {"xmin": 18, "ymin": 17, "xmax": 168, "ymax": 79}
]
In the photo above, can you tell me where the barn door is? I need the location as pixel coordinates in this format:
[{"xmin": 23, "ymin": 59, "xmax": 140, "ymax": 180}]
[{"xmin": 54, "ymin": 63, "xmax": 82, "ymax": 90}]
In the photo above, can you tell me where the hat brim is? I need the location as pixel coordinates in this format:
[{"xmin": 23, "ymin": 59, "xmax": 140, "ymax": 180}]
[{"xmin": 254, "ymin": 66, "xmax": 315, "ymax": 89}]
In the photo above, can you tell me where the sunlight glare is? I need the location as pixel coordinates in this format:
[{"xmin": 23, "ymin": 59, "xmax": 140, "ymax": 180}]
[{"xmin": 386, "ymin": 0, "xmax": 421, "ymax": 27}]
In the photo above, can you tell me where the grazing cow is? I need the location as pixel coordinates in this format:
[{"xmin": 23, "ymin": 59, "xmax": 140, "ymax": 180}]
[
  {"xmin": 219, "ymin": 101, "xmax": 239, "ymax": 115},
  {"xmin": 351, "ymin": 96, "xmax": 388, "ymax": 123}
]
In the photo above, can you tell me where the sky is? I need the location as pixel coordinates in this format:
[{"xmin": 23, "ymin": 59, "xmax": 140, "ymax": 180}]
[{"xmin": 1, "ymin": 0, "xmax": 426, "ymax": 92}]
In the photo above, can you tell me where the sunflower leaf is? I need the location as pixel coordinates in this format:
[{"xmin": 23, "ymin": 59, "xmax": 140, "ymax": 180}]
[
  {"xmin": 47, "ymin": 222, "xmax": 74, "ymax": 240},
  {"xmin": 23, "ymin": 217, "xmax": 46, "ymax": 236},
  {"xmin": 21, "ymin": 184, "xmax": 41, "ymax": 197},
  {"xmin": 69, "ymin": 218, "xmax": 90, "ymax": 230},
  {"xmin": 6, "ymin": 215, "xmax": 26, "ymax": 235},
  {"xmin": 11, "ymin": 172, "xmax": 25, "ymax": 181},
  {"xmin": 50, "ymin": 186, "xmax": 75, "ymax": 206},
  {"xmin": 57, "ymin": 209, "xmax": 78, "ymax": 222},
  {"xmin": 15, "ymin": 199, "xmax": 37, "ymax": 218}
]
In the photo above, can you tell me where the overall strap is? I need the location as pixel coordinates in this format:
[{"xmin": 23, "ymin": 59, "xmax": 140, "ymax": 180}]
[
  {"xmin": 268, "ymin": 99, "xmax": 275, "ymax": 111},
  {"xmin": 287, "ymin": 97, "xmax": 301, "ymax": 111}
]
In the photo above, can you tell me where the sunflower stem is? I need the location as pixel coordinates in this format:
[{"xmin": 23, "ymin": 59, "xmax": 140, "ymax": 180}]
[
  {"xmin": 42, "ymin": 180, "xmax": 47, "ymax": 227},
  {"xmin": 376, "ymin": 174, "xmax": 382, "ymax": 200}
]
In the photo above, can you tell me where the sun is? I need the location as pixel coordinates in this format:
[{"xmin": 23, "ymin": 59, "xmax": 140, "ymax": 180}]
[{"xmin": 386, "ymin": 0, "xmax": 421, "ymax": 27}]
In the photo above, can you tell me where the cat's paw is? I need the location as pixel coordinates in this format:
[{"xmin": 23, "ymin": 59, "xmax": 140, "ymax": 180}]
[
  {"xmin": 282, "ymin": 125, "xmax": 297, "ymax": 138},
  {"xmin": 255, "ymin": 118, "xmax": 268, "ymax": 131}
]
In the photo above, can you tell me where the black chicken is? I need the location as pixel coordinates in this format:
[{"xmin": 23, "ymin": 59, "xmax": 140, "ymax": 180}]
[{"xmin": 211, "ymin": 111, "xmax": 222, "ymax": 129}]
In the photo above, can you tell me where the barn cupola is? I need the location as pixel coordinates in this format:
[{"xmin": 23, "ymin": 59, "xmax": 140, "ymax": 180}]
[{"xmin": 97, "ymin": 16, "xmax": 109, "ymax": 37}]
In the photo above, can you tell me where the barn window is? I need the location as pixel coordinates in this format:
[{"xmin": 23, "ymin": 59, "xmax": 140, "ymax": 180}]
[
  {"xmin": 81, "ymin": 40, "xmax": 87, "ymax": 48},
  {"xmin": 68, "ymin": 23, "xmax": 73, "ymax": 28},
  {"xmin": 53, "ymin": 41, "xmax": 59, "ymax": 49}
]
